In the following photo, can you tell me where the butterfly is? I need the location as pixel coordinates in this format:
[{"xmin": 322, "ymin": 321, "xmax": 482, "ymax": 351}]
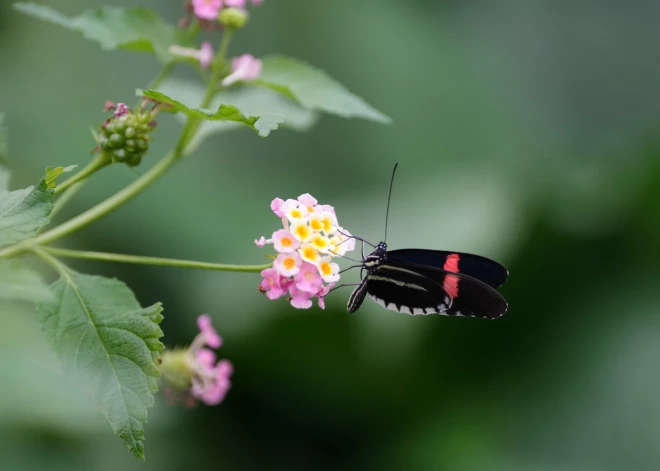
[{"xmin": 340, "ymin": 164, "xmax": 509, "ymax": 319}]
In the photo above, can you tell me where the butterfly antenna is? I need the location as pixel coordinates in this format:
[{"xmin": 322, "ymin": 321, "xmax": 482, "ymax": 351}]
[{"xmin": 384, "ymin": 163, "xmax": 399, "ymax": 243}]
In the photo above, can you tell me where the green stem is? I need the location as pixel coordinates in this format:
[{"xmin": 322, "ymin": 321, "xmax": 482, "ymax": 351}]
[
  {"xmin": 177, "ymin": 31, "xmax": 233, "ymax": 154},
  {"xmin": 32, "ymin": 247, "xmax": 68, "ymax": 276},
  {"xmin": 40, "ymin": 247, "xmax": 271, "ymax": 273},
  {"xmin": 0, "ymin": 40, "xmax": 234, "ymax": 260},
  {"xmin": 0, "ymin": 150, "xmax": 178, "ymax": 259},
  {"xmin": 54, "ymin": 153, "xmax": 110, "ymax": 195}
]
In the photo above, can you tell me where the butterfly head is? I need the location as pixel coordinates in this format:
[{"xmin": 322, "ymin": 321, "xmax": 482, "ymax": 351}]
[{"xmin": 363, "ymin": 242, "xmax": 388, "ymax": 268}]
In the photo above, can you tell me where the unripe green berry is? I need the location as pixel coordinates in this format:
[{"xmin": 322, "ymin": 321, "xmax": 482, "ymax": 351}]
[
  {"xmin": 109, "ymin": 133, "xmax": 124, "ymax": 148},
  {"xmin": 219, "ymin": 7, "xmax": 249, "ymax": 30}
]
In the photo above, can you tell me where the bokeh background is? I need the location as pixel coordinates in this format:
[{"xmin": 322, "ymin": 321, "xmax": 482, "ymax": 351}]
[{"xmin": 2, "ymin": 0, "xmax": 660, "ymax": 469}]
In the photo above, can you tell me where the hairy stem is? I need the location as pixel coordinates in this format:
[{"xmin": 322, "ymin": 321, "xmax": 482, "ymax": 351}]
[{"xmin": 40, "ymin": 247, "xmax": 271, "ymax": 273}]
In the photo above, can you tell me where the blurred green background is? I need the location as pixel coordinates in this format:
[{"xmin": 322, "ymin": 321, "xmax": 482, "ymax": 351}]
[{"xmin": 2, "ymin": 0, "xmax": 660, "ymax": 469}]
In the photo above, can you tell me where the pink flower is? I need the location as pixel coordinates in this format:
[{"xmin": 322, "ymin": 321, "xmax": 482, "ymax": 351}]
[
  {"xmin": 199, "ymin": 41, "xmax": 214, "ymax": 69},
  {"xmin": 295, "ymin": 262, "xmax": 323, "ymax": 294},
  {"xmin": 221, "ymin": 54, "xmax": 263, "ymax": 86},
  {"xmin": 169, "ymin": 42, "xmax": 215, "ymax": 69},
  {"xmin": 254, "ymin": 236, "xmax": 268, "ymax": 248},
  {"xmin": 298, "ymin": 193, "xmax": 318, "ymax": 209},
  {"xmin": 321, "ymin": 204, "xmax": 336, "ymax": 215},
  {"xmin": 274, "ymin": 251, "xmax": 302, "ymax": 277},
  {"xmin": 192, "ymin": 0, "xmax": 222, "ymax": 20},
  {"xmin": 289, "ymin": 285, "xmax": 314, "ymax": 309},
  {"xmin": 272, "ymin": 229, "xmax": 299, "ymax": 253},
  {"xmin": 255, "ymin": 193, "xmax": 356, "ymax": 310},
  {"xmin": 271, "ymin": 197, "xmax": 285, "ymax": 217},
  {"xmin": 260, "ymin": 267, "xmax": 288, "ymax": 300},
  {"xmin": 196, "ymin": 348, "xmax": 216, "ymax": 368},
  {"xmin": 192, "ymin": 359, "xmax": 233, "ymax": 405},
  {"xmin": 317, "ymin": 283, "xmax": 335, "ymax": 310},
  {"xmin": 159, "ymin": 314, "xmax": 233, "ymax": 407},
  {"xmin": 197, "ymin": 314, "xmax": 222, "ymax": 348},
  {"xmin": 114, "ymin": 103, "xmax": 128, "ymax": 117}
]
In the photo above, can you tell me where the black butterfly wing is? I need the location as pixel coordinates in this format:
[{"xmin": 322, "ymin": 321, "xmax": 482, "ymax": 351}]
[
  {"xmin": 365, "ymin": 262, "xmax": 507, "ymax": 319},
  {"xmin": 386, "ymin": 249, "xmax": 509, "ymax": 289},
  {"xmin": 363, "ymin": 264, "xmax": 453, "ymax": 315}
]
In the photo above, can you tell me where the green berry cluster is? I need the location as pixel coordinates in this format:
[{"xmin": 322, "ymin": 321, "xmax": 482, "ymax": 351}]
[{"xmin": 98, "ymin": 110, "xmax": 155, "ymax": 167}]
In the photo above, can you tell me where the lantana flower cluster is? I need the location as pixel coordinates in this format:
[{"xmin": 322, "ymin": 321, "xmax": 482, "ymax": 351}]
[
  {"xmin": 159, "ymin": 314, "xmax": 233, "ymax": 407},
  {"xmin": 256, "ymin": 194, "xmax": 356, "ymax": 309}
]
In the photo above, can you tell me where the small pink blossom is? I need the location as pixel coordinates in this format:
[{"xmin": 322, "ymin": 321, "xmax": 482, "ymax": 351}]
[
  {"xmin": 271, "ymin": 197, "xmax": 285, "ymax": 217},
  {"xmin": 114, "ymin": 103, "xmax": 128, "ymax": 117},
  {"xmin": 274, "ymin": 251, "xmax": 303, "ymax": 277},
  {"xmin": 289, "ymin": 285, "xmax": 314, "ymax": 309},
  {"xmin": 317, "ymin": 283, "xmax": 335, "ymax": 310},
  {"xmin": 298, "ymin": 193, "xmax": 318, "ymax": 208},
  {"xmin": 260, "ymin": 267, "xmax": 288, "ymax": 300},
  {"xmin": 295, "ymin": 262, "xmax": 323, "ymax": 294},
  {"xmin": 221, "ymin": 54, "xmax": 263, "ymax": 86},
  {"xmin": 254, "ymin": 236, "xmax": 268, "ymax": 248},
  {"xmin": 169, "ymin": 42, "xmax": 214, "ymax": 69},
  {"xmin": 197, "ymin": 314, "xmax": 222, "ymax": 348},
  {"xmin": 196, "ymin": 348, "xmax": 216, "ymax": 368},
  {"xmin": 192, "ymin": 0, "xmax": 222, "ymax": 20},
  {"xmin": 199, "ymin": 41, "xmax": 214, "ymax": 69},
  {"xmin": 193, "ymin": 359, "xmax": 233, "ymax": 405},
  {"xmin": 272, "ymin": 229, "xmax": 299, "ymax": 253},
  {"xmin": 159, "ymin": 314, "xmax": 233, "ymax": 407}
]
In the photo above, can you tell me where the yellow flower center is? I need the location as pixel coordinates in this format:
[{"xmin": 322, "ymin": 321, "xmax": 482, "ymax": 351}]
[
  {"xmin": 313, "ymin": 237, "xmax": 328, "ymax": 249},
  {"xmin": 322, "ymin": 217, "xmax": 333, "ymax": 232},
  {"xmin": 290, "ymin": 209, "xmax": 302, "ymax": 219},
  {"xmin": 303, "ymin": 247, "xmax": 317, "ymax": 260},
  {"xmin": 310, "ymin": 219, "xmax": 323, "ymax": 231},
  {"xmin": 281, "ymin": 237, "xmax": 292, "ymax": 247},
  {"xmin": 320, "ymin": 262, "xmax": 332, "ymax": 276},
  {"xmin": 283, "ymin": 257, "xmax": 295, "ymax": 270},
  {"xmin": 295, "ymin": 225, "xmax": 310, "ymax": 240}
]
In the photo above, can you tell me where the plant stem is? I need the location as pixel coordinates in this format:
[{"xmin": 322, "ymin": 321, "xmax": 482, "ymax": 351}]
[
  {"xmin": 0, "ymin": 37, "xmax": 234, "ymax": 260},
  {"xmin": 40, "ymin": 247, "xmax": 271, "ymax": 273},
  {"xmin": 54, "ymin": 153, "xmax": 110, "ymax": 195},
  {"xmin": 0, "ymin": 150, "xmax": 178, "ymax": 259},
  {"xmin": 177, "ymin": 31, "xmax": 233, "ymax": 154},
  {"xmin": 32, "ymin": 247, "xmax": 68, "ymax": 276}
]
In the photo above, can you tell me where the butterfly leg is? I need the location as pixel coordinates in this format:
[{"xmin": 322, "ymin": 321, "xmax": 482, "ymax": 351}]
[{"xmin": 339, "ymin": 264, "xmax": 362, "ymax": 274}]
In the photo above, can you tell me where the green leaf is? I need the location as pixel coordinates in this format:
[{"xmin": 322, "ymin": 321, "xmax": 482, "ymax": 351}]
[
  {"xmin": 156, "ymin": 79, "xmax": 320, "ymax": 154},
  {"xmin": 0, "ymin": 259, "xmax": 52, "ymax": 303},
  {"xmin": 45, "ymin": 165, "xmax": 77, "ymax": 189},
  {"xmin": 0, "ymin": 177, "xmax": 54, "ymax": 248},
  {"xmin": 138, "ymin": 88, "xmax": 285, "ymax": 138},
  {"xmin": 14, "ymin": 3, "xmax": 187, "ymax": 63},
  {"xmin": 37, "ymin": 268, "xmax": 164, "ymax": 459},
  {"xmin": 258, "ymin": 55, "xmax": 392, "ymax": 124}
]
